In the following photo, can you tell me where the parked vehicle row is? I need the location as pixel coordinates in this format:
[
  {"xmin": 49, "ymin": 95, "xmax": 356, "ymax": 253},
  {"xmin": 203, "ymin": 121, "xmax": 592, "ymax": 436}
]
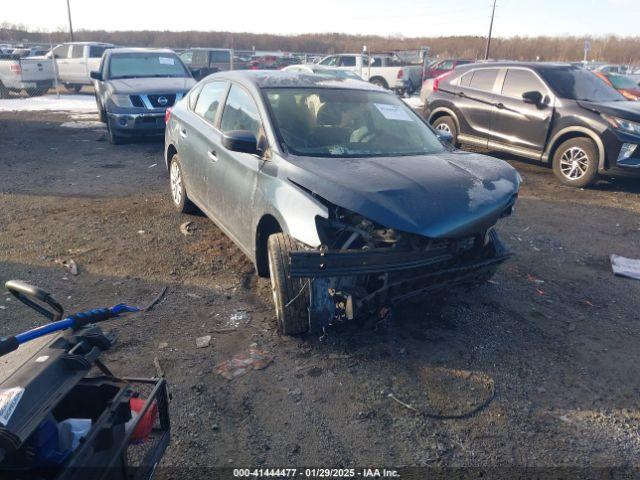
[{"xmin": 424, "ymin": 62, "xmax": 640, "ymax": 187}]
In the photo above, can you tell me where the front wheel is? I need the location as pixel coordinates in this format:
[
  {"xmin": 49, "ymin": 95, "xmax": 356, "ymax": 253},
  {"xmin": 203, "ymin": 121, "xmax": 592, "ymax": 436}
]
[
  {"xmin": 552, "ymin": 137, "xmax": 599, "ymax": 188},
  {"xmin": 0, "ymin": 82, "xmax": 10, "ymax": 99},
  {"xmin": 267, "ymin": 233, "xmax": 309, "ymax": 335},
  {"xmin": 106, "ymin": 120, "xmax": 123, "ymax": 145},
  {"xmin": 431, "ymin": 115, "xmax": 459, "ymax": 147}
]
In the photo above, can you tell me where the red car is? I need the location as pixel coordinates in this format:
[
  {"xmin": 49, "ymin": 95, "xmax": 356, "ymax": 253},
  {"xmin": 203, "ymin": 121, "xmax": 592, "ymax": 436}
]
[
  {"xmin": 423, "ymin": 58, "xmax": 472, "ymax": 80},
  {"xmin": 595, "ymin": 72, "xmax": 640, "ymax": 101}
]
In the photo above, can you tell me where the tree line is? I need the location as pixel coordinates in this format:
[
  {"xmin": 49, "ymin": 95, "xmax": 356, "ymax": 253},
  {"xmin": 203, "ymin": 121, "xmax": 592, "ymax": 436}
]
[{"xmin": 2, "ymin": 23, "xmax": 639, "ymax": 64}]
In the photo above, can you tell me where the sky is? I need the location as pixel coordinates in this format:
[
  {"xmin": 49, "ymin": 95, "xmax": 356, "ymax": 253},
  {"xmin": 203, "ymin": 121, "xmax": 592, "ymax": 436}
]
[{"xmin": 3, "ymin": 0, "xmax": 639, "ymax": 38}]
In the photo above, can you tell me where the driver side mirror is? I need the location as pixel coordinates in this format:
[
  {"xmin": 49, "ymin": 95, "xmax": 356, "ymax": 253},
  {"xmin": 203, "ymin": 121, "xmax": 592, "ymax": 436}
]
[
  {"xmin": 90, "ymin": 70, "xmax": 102, "ymax": 81},
  {"xmin": 522, "ymin": 90, "xmax": 543, "ymax": 105},
  {"xmin": 222, "ymin": 130, "xmax": 258, "ymax": 155}
]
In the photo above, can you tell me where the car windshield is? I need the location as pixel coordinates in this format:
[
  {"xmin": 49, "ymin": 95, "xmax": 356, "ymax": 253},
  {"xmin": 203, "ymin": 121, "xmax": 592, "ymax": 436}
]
[
  {"xmin": 539, "ymin": 67, "xmax": 625, "ymax": 102},
  {"xmin": 108, "ymin": 53, "xmax": 188, "ymax": 79},
  {"xmin": 607, "ymin": 74, "xmax": 639, "ymax": 90},
  {"xmin": 265, "ymin": 88, "xmax": 444, "ymax": 158}
]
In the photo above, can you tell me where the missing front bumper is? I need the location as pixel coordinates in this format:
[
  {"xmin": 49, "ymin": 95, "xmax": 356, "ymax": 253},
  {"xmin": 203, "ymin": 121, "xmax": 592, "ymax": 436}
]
[{"xmin": 288, "ymin": 230, "xmax": 510, "ymax": 331}]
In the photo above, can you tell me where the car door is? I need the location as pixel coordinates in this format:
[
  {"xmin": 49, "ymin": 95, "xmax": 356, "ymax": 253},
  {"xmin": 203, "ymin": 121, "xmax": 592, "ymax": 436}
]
[
  {"xmin": 215, "ymin": 84, "xmax": 265, "ymax": 251},
  {"xmin": 179, "ymin": 80, "xmax": 229, "ymax": 211},
  {"xmin": 52, "ymin": 44, "xmax": 72, "ymax": 82},
  {"xmin": 490, "ymin": 68, "xmax": 554, "ymax": 156},
  {"xmin": 454, "ymin": 67, "xmax": 501, "ymax": 145},
  {"xmin": 66, "ymin": 45, "xmax": 87, "ymax": 84}
]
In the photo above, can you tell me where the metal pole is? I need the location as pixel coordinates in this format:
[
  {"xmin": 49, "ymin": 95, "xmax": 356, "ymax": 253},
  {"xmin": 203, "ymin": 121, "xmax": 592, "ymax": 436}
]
[
  {"xmin": 66, "ymin": 0, "xmax": 74, "ymax": 42},
  {"xmin": 484, "ymin": 0, "xmax": 497, "ymax": 60}
]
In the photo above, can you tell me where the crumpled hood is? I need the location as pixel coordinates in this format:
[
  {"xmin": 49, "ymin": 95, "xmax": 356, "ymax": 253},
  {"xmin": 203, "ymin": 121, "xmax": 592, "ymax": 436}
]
[
  {"xmin": 108, "ymin": 76, "xmax": 195, "ymax": 94},
  {"xmin": 578, "ymin": 100, "xmax": 640, "ymax": 120},
  {"xmin": 283, "ymin": 151, "xmax": 520, "ymax": 239}
]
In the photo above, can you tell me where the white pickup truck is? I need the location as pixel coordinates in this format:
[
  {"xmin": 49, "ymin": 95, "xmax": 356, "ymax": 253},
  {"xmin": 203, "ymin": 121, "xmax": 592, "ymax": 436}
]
[
  {"xmin": 0, "ymin": 54, "xmax": 55, "ymax": 97},
  {"xmin": 49, "ymin": 42, "xmax": 114, "ymax": 92},
  {"xmin": 316, "ymin": 53, "xmax": 422, "ymax": 94}
]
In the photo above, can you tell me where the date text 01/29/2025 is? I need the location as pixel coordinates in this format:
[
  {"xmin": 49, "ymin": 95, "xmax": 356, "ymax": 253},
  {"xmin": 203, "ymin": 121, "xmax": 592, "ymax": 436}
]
[{"xmin": 232, "ymin": 468, "xmax": 400, "ymax": 478}]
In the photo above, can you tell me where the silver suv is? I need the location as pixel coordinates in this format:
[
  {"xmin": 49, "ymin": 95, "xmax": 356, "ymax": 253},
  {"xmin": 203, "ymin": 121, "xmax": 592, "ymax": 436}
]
[{"xmin": 91, "ymin": 48, "xmax": 195, "ymax": 144}]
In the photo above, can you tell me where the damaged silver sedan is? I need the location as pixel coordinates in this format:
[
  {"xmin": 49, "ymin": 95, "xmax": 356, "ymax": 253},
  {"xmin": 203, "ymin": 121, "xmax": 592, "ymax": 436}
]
[{"xmin": 164, "ymin": 70, "xmax": 520, "ymax": 335}]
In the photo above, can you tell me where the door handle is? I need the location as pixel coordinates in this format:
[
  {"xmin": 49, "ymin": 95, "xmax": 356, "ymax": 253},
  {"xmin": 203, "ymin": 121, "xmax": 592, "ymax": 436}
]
[
  {"xmin": 179, "ymin": 128, "xmax": 187, "ymax": 138},
  {"xmin": 496, "ymin": 102, "xmax": 505, "ymax": 109},
  {"xmin": 207, "ymin": 151, "xmax": 218, "ymax": 162}
]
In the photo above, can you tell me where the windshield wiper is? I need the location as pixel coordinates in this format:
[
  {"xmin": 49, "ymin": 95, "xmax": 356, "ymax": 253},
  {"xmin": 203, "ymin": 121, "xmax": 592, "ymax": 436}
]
[{"xmin": 111, "ymin": 75, "xmax": 141, "ymax": 79}]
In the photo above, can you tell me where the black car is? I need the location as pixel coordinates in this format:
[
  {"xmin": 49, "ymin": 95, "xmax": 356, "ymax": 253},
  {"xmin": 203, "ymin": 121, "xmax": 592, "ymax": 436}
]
[{"xmin": 424, "ymin": 62, "xmax": 640, "ymax": 187}]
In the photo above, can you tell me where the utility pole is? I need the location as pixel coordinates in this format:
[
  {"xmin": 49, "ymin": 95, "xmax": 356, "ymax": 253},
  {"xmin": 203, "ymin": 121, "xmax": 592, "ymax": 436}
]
[
  {"xmin": 66, "ymin": 0, "xmax": 74, "ymax": 42},
  {"xmin": 484, "ymin": 0, "xmax": 497, "ymax": 60}
]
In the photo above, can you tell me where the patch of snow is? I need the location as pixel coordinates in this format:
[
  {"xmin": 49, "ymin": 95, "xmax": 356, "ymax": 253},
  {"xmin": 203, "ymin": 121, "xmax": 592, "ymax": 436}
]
[
  {"xmin": 402, "ymin": 95, "xmax": 423, "ymax": 109},
  {"xmin": 0, "ymin": 94, "xmax": 97, "ymax": 113},
  {"xmin": 60, "ymin": 121, "xmax": 104, "ymax": 129}
]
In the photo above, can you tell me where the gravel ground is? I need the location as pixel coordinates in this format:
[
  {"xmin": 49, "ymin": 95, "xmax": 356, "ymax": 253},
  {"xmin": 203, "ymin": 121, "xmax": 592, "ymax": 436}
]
[{"xmin": 1, "ymin": 106, "xmax": 640, "ymax": 477}]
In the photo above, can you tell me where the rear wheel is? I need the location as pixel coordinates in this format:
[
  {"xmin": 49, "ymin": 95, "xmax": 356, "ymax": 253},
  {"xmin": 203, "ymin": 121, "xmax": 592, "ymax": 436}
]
[
  {"xmin": 169, "ymin": 154, "xmax": 196, "ymax": 213},
  {"xmin": 25, "ymin": 87, "xmax": 46, "ymax": 97},
  {"xmin": 370, "ymin": 77, "xmax": 388, "ymax": 89},
  {"xmin": 432, "ymin": 115, "xmax": 458, "ymax": 146},
  {"xmin": 0, "ymin": 81, "xmax": 9, "ymax": 99},
  {"xmin": 552, "ymin": 137, "xmax": 599, "ymax": 188},
  {"xmin": 267, "ymin": 233, "xmax": 309, "ymax": 335}
]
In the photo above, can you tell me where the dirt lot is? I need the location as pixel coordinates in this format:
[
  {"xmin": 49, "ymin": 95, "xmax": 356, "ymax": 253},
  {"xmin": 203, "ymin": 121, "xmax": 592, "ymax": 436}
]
[{"xmin": 1, "ymin": 105, "xmax": 640, "ymax": 476}]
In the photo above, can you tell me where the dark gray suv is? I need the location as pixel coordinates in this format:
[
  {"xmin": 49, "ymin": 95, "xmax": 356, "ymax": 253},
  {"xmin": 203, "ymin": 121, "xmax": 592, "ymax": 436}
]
[
  {"xmin": 91, "ymin": 48, "xmax": 195, "ymax": 144},
  {"xmin": 424, "ymin": 62, "xmax": 640, "ymax": 187}
]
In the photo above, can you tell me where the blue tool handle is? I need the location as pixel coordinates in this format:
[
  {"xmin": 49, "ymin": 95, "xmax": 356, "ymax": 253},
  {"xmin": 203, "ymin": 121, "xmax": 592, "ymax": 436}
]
[{"xmin": 1, "ymin": 304, "xmax": 140, "ymax": 357}]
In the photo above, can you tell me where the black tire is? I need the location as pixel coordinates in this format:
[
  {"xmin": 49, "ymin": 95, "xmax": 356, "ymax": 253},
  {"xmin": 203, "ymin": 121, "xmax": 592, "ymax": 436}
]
[
  {"xmin": 552, "ymin": 137, "xmax": 599, "ymax": 188},
  {"xmin": 73, "ymin": 84, "xmax": 82, "ymax": 93},
  {"xmin": 25, "ymin": 87, "xmax": 46, "ymax": 97},
  {"xmin": 0, "ymin": 81, "xmax": 10, "ymax": 99},
  {"xmin": 431, "ymin": 115, "xmax": 459, "ymax": 146},
  {"xmin": 66, "ymin": 84, "xmax": 82, "ymax": 93},
  {"xmin": 169, "ymin": 154, "xmax": 197, "ymax": 213},
  {"xmin": 106, "ymin": 120, "xmax": 124, "ymax": 145},
  {"xmin": 370, "ymin": 77, "xmax": 388, "ymax": 89},
  {"xmin": 267, "ymin": 233, "xmax": 309, "ymax": 335},
  {"xmin": 96, "ymin": 98, "xmax": 106, "ymax": 123}
]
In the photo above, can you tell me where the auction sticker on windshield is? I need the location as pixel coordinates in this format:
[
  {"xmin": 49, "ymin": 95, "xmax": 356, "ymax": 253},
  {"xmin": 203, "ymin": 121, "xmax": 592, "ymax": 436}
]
[
  {"xmin": 159, "ymin": 57, "xmax": 175, "ymax": 65},
  {"xmin": 0, "ymin": 387, "xmax": 24, "ymax": 426},
  {"xmin": 374, "ymin": 103, "xmax": 413, "ymax": 122}
]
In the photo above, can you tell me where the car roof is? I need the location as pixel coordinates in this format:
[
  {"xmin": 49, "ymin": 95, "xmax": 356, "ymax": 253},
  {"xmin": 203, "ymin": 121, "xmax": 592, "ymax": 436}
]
[
  {"xmin": 107, "ymin": 47, "xmax": 177, "ymax": 55},
  {"xmin": 458, "ymin": 61, "xmax": 575, "ymax": 71},
  {"xmin": 62, "ymin": 42, "xmax": 114, "ymax": 46},
  {"xmin": 208, "ymin": 69, "xmax": 382, "ymax": 91}
]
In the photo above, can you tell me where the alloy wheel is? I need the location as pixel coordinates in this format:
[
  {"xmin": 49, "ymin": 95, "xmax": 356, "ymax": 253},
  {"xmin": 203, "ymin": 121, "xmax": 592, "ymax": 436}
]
[
  {"xmin": 559, "ymin": 147, "xmax": 589, "ymax": 180},
  {"xmin": 170, "ymin": 161, "xmax": 183, "ymax": 206},
  {"xmin": 435, "ymin": 122, "xmax": 452, "ymax": 133}
]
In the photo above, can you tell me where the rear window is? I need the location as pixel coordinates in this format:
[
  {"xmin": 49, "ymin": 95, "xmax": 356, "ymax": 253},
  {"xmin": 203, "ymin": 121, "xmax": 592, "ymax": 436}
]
[
  {"xmin": 210, "ymin": 50, "xmax": 231, "ymax": 62},
  {"xmin": 469, "ymin": 69, "xmax": 499, "ymax": 91}
]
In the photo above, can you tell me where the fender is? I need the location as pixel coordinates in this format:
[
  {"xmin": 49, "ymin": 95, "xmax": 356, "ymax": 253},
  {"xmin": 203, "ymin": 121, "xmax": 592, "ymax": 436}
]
[
  {"xmin": 543, "ymin": 126, "xmax": 606, "ymax": 170},
  {"xmin": 427, "ymin": 106, "xmax": 461, "ymax": 133}
]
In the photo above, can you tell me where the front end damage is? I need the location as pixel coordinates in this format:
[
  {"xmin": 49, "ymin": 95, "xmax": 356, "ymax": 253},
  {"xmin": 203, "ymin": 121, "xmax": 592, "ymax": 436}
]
[{"xmin": 288, "ymin": 208, "xmax": 512, "ymax": 331}]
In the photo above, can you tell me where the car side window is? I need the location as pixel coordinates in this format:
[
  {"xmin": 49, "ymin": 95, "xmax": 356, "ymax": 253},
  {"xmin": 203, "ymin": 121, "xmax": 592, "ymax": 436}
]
[
  {"xmin": 469, "ymin": 68, "xmax": 499, "ymax": 92},
  {"xmin": 501, "ymin": 69, "xmax": 547, "ymax": 98},
  {"xmin": 89, "ymin": 46, "xmax": 107, "ymax": 58},
  {"xmin": 70, "ymin": 45, "xmax": 84, "ymax": 59},
  {"xmin": 220, "ymin": 85, "xmax": 261, "ymax": 138},
  {"xmin": 194, "ymin": 81, "xmax": 227, "ymax": 125},
  {"xmin": 188, "ymin": 83, "xmax": 204, "ymax": 110},
  {"xmin": 339, "ymin": 56, "xmax": 356, "ymax": 67},
  {"xmin": 459, "ymin": 71, "xmax": 474, "ymax": 87},
  {"xmin": 320, "ymin": 56, "xmax": 337, "ymax": 66},
  {"xmin": 52, "ymin": 44, "xmax": 69, "ymax": 59},
  {"xmin": 440, "ymin": 60, "xmax": 454, "ymax": 70}
]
